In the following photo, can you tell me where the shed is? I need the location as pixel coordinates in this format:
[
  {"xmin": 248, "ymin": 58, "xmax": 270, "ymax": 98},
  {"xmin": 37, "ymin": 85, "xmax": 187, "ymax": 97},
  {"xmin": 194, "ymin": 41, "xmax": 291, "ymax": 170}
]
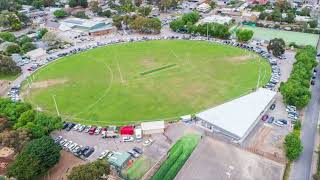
[
  {"xmin": 120, "ymin": 126, "xmax": 134, "ymax": 135},
  {"xmin": 107, "ymin": 152, "xmax": 131, "ymax": 170},
  {"xmin": 141, "ymin": 121, "xmax": 165, "ymax": 135}
]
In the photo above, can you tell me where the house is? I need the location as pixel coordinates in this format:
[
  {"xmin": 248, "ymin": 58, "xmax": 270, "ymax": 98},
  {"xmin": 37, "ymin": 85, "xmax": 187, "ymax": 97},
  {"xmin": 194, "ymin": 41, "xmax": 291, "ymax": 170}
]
[
  {"xmin": 199, "ymin": 15, "xmax": 233, "ymax": 25},
  {"xmin": 196, "ymin": 3, "xmax": 211, "ymax": 13},
  {"xmin": 141, "ymin": 121, "xmax": 165, "ymax": 135}
]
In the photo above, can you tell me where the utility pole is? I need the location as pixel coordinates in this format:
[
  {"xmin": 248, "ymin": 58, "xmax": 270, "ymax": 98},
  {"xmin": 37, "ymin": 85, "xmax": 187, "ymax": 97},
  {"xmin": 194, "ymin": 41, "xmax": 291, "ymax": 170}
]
[{"xmin": 52, "ymin": 95, "xmax": 60, "ymax": 116}]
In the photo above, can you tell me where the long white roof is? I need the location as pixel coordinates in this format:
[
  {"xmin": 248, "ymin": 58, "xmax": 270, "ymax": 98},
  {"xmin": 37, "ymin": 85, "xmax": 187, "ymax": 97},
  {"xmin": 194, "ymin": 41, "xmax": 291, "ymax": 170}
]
[
  {"xmin": 141, "ymin": 121, "xmax": 165, "ymax": 131},
  {"xmin": 196, "ymin": 88, "xmax": 276, "ymax": 139}
]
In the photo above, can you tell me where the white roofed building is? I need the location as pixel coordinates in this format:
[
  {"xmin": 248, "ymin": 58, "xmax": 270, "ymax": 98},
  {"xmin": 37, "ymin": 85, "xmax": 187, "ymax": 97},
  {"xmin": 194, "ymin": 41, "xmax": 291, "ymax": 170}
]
[
  {"xmin": 196, "ymin": 88, "xmax": 276, "ymax": 143},
  {"xmin": 141, "ymin": 121, "xmax": 165, "ymax": 135},
  {"xmin": 196, "ymin": 3, "xmax": 211, "ymax": 13},
  {"xmin": 199, "ymin": 15, "xmax": 233, "ymax": 25}
]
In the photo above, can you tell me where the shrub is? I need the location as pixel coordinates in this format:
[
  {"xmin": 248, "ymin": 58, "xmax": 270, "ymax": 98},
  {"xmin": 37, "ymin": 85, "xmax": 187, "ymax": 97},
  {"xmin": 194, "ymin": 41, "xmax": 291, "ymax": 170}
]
[{"xmin": 284, "ymin": 133, "xmax": 303, "ymax": 161}]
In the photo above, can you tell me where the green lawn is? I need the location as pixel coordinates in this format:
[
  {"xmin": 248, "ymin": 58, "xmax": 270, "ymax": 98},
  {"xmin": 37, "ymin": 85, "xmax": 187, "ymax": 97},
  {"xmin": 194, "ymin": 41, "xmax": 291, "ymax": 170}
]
[
  {"xmin": 22, "ymin": 40, "xmax": 271, "ymax": 125},
  {"xmin": 123, "ymin": 156, "xmax": 155, "ymax": 180},
  {"xmin": 152, "ymin": 134, "xmax": 201, "ymax": 180},
  {"xmin": 0, "ymin": 73, "xmax": 20, "ymax": 81},
  {"xmin": 242, "ymin": 25, "xmax": 319, "ymax": 47}
]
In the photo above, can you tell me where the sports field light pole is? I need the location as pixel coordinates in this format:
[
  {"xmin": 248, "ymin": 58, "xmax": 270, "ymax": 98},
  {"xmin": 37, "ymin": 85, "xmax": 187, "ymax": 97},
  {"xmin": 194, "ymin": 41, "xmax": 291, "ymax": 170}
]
[{"xmin": 52, "ymin": 95, "xmax": 60, "ymax": 116}]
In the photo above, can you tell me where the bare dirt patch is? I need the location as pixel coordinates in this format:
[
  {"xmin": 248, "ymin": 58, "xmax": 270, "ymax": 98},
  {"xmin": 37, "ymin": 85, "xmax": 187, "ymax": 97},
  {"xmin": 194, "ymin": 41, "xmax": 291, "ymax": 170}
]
[
  {"xmin": 141, "ymin": 58, "xmax": 158, "ymax": 69},
  {"xmin": 31, "ymin": 79, "xmax": 68, "ymax": 89},
  {"xmin": 40, "ymin": 151, "xmax": 85, "ymax": 180},
  {"xmin": 227, "ymin": 55, "xmax": 256, "ymax": 63},
  {"xmin": 0, "ymin": 80, "xmax": 11, "ymax": 97}
]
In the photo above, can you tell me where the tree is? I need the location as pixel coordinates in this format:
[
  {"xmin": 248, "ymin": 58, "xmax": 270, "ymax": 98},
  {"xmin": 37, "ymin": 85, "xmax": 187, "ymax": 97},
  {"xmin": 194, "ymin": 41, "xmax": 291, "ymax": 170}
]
[
  {"xmin": 309, "ymin": 20, "xmax": 318, "ymax": 28},
  {"xmin": 275, "ymin": 0, "xmax": 290, "ymax": 12},
  {"xmin": 89, "ymin": 1, "xmax": 102, "ymax": 14},
  {"xmin": 0, "ymin": 32, "xmax": 16, "ymax": 42},
  {"xmin": 38, "ymin": 28, "xmax": 48, "ymax": 39},
  {"xmin": 267, "ymin": 38, "xmax": 285, "ymax": 57},
  {"xmin": 129, "ymin": 16, "xmax": 161, "ymax": 34},
  {"xmin": 300, "ymin": 7, "xmax": 311, "ymax": 16},
  {"xmin": 53, "ymin": 9, "xmax": 68, "ymax": 18},
  {"xmin": 73, "ymin": 11, "xmax": 89, "ymax": 19},
  {"xmin": 0, "ymin": 129, "xmax": 31, "ymax": 152},
  {"xmin": 98, "ymin": 10, "xmax": 112, "ymax": 17},
  {"xmin": 169, "ymin": 19, "xmax": 186, "ymax": 32},
  {"xmin": 0, "ymin": 12, "xmax": 22, "ymax": 31},
  {"xmin": 271, "ymin": 8, "xmax": 282, "ymax": 22},
  {"xmin": 18, "ymin": 36, "xmax": 32, "ymax": 46},
  {"xmin": 284, "ymin": 133, "xmax": 303, "ymax": 161},
  {"xmin": 138, "ymin": 6, "xmax": 152, "ymax": 17},
  {"xmin": 68, "ymin": 160, "xmax": 110, "ymax": 180},
  {"xmin": 285, "ymin": 12, "xmax": 295, "ymax": 24},
  {"xmin": 6, "ymin": 44, "xmax": 21, "ymax": 55},
  {"xmin": 209, "ymin": 1, "xmax": 216, "ymax": 9},
  {"xmin": 0, "ymin": 98, "xmax": 31, "ymax": 123},
  {"xmin": 259, "ymin": 12, "xmax": 269, "ymax": 20},
  {"xmin": 69, "ymin": 0, "xmax": 88, "ymax": 7},
  {"xmin": 134, "ymin": 0, "xmax": 143, "ymax": 7},
  {"xmin": 6, "ymin": 136, "xmax": 61, "ymax": 180},
  {"xmin": 182, "ymin": 12, "xmax": 200, "ymax": 24},
  {"xmin": 236, "ymin": 29, "xmax": 254, "ymax": 42},
  {"xmin": 21, "ymin": 42, "xmax": 36, "ymax": 53}
]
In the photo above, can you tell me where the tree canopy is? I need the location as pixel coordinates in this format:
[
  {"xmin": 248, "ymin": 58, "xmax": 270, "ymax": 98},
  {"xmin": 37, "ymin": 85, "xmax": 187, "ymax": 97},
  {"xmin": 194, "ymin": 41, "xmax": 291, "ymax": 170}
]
[
  {"xmin": 236, "ymin": 29, "xmax": 254, "ymax": 42},
  {"xmin": 53, "ymin": 9, "xmax": 68, "ymax": 18},
  {"xmin": 0, "ymin": 53, "xmax": 21, "ymax": 76},
  {"xmin": 68, "ymin": 160, "xmax": 110, "ymax": 180},
  {"xmin": 284, "ymin": 133, "xmax": 303, "ymax": 161},
  {"xmin": 6, "ymin": 136, "xmax": 61, "ymax": 180},
  {"xmin": 267, "ymin": 38, "xmax": 286, "ymax": 57}
]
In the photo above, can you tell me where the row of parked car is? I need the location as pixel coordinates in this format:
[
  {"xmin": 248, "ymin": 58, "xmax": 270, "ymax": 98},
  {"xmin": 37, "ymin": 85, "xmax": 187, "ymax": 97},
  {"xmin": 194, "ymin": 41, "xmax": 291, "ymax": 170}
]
[
  {"xmin": 53, "ymin": 136, "xmax": 95, "ymax": 159},
  {"xmin": 286, "ymin": 105, "xmax": 299, "ymax": 122},
  {"xmin": 63, "ymin": 122, "xmax": 107, "ymax": 136},
  {"xmin": 7, "ymin": 85, "xmax": 20, "ymax": 102}
]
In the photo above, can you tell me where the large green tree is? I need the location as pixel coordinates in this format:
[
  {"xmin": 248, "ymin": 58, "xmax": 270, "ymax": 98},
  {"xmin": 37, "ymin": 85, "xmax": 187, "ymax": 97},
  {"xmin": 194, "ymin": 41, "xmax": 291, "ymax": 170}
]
[
  {"xmin": 0, "ymin": 32, "xmax": 16, "ymax": 42},
  {"xmin": 236, "ymin": 29, "xmax": 254, "ymax": 42},
  {"xmin": 267, "ymin": 38, "xmax": 285, "ymax": 57},
  {"xmin": 284, "ymin": 133, "xmax": 303, "ymax": 161},
  {"xmin": 68, "ymin": 160, "xmax": 110, "ymax": 180},
  {"xmin": 53, "ymin": 9, "xmax": 68, "ymax": 18},
  {"xmin": 6, "ymin": 136, "xmax": 61, "ymax": 180}
]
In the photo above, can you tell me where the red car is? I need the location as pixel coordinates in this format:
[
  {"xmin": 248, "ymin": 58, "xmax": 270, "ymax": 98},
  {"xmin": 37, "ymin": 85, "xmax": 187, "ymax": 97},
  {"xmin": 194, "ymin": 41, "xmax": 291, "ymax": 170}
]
[
  {"xmin": 89, "ymin": 127, "xmax": 96, "ymax": 135},
  {"xmin": 261, "ymin": 115, "xmax": 269, "ymax": 121}
]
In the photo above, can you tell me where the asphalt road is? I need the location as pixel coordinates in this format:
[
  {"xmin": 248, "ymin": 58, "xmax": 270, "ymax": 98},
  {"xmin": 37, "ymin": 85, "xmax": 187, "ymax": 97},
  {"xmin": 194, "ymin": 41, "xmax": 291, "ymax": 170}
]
[{"xmin": 290, "ymin": 65, "xmax": 320, "ymax": 180}]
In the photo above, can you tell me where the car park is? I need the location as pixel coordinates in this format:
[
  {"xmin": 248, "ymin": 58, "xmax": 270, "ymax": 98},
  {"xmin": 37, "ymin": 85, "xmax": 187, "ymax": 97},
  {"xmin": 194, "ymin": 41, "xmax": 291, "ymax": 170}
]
[
  {"xmin": 98, "ymin": 150, "xmax": 110, "ymax": 159},
  {"xmin": 83, "ymin": 147, "xmax": 95, "ymax": 157}
]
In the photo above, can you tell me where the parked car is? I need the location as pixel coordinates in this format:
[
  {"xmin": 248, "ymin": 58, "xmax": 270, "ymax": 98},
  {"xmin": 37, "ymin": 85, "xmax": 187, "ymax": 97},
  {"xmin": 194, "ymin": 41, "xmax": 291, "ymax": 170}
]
[
  {"xmin": 83, "ymin": 147, "xmax": 95, "ymax": 157},
  {"xmin": 127, "ymin": 150, "xmax": 140, "ymax": 158},
  {"xmin": 123, "ymin": 136, "xmax": 134, "ymax": 142},
  {"xmin": 267, "ymin": 116, "xmax": 274, "ymax": 124},
  {"xmin": 274, "ymin": 120, "xmax": 285, "ymax": 127},
  {"xmin": 89, "ymin": 126, "xmax": 96, "ymax": 135},
  {"xmin": 143, "ymin": 139, "xmax": 153, "ymax": 146},
  {"xmin": 98, "ymin": 150, "xmax": 109, "ymax": 160},
  {"xmin": 270, "ymin": 104, "xmax": 276, "ymax": 110},
  {"xmin": 84, "ymin": 125, "xmax": 91, "ymax": 133},
  {"xmin": 261, "ymin": 115, "xmax": 269, "ymax": 121},
  {"xmin": 311, "ymin": 80, "xmax": 315, "ymax": 85},
  {"xmin": 107, "ymin": 151, "xmax": 114, "ymax": 159},
  {"xmin": 95, "ymin": 127, "xmax": 102, "ymax": 135},
  {"xmin": 133, "ymin": 147, "xmax": 143, "ymax": 154}
]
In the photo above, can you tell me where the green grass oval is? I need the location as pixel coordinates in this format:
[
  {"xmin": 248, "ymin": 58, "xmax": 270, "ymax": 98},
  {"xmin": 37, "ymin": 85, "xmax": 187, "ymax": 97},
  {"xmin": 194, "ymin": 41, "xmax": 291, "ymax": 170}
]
[{"xmin": 23, "ymin": 40, "xmax": 271, "ymax": 125}]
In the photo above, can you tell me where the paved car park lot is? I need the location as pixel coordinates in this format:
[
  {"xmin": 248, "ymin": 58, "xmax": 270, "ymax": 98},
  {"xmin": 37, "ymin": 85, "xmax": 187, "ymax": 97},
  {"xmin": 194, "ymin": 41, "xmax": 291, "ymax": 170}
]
[{"xmin": 175, "ymin": 137, "xmax": 284, "ymax": 180}]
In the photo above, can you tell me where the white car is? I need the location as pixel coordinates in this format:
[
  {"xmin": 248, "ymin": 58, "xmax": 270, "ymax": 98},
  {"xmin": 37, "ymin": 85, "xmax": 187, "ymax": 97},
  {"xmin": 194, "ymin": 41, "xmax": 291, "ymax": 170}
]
[
  {"xmin": 143, "ymin": 139, "xmax": 153, "ymax": 146},
  {"xmin": 273, "ymin": 120, "xmax": 285, "ymax": 127},
  {"xmin": 122, "ymin": 136, "xmax": 134, "ymax": 142},
  {"xmin": 98, "ymin": 150, "xmax": 109, "ymax": 159},
  {"xmin": 73, "ymin": 124, "xmax": 81, "ymax": 131}
]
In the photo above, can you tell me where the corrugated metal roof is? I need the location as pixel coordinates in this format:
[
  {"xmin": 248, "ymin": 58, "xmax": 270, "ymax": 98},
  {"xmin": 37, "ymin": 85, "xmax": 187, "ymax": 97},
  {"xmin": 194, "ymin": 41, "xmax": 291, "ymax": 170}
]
[{"xmin": 196, "ymin": 88, "xmax": 276, "ymax": 139}]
